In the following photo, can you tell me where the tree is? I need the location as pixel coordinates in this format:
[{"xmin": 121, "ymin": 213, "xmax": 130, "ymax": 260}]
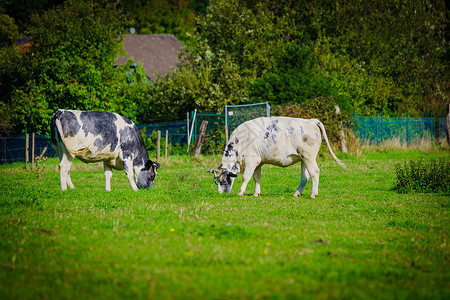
[
  {"xmin": 0, "ymin": 13, "xmax": 18, "ymax": 47},
  {"xmin": 309, "ymin": 0, "xmax": 449, "ymax": 115},
  {"xmin": 119, "ymin": 0, "xmax": 198, "ymax": 45},
  {"xmin": 0, "ymin": 1, "xmax": 148, "ymax": 135}
]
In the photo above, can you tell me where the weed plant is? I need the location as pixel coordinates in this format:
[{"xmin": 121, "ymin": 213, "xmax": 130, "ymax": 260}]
[{"xmin": 395, "ymin": 158, "xmax": 450, "ymax": 194}]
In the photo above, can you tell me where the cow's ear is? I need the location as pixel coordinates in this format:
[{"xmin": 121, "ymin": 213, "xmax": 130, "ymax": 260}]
[
  {"xmin": 207, "ymin": 168, "xmax": 221, "ymax": 177},
  {"xmin": 145, "ymin": 160, "xmax": 153, "ymax": 170},
  {"xmin": 153, "ymin": 161, "xmax": 160, "ymax": 169}
]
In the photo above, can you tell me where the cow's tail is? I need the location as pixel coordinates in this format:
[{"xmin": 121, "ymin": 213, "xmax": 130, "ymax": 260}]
[
  {"xmin": 51, "ymin": 109, "xmax": 64, "ymax": 146},
  {"xmin": 316, "ymin": 120, "xmax": 346, "ymax": 169}
]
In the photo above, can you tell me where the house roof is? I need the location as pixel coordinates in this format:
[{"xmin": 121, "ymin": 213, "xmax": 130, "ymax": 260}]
[{"xmin": 116, "ymin": 34, "xmax": 184, "ymax": 79}]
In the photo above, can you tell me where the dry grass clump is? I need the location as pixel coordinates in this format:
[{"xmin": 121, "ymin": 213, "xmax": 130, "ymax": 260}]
[{"xmin": 360, "ymin": 136, "xmax": 448, "ymax": 152}]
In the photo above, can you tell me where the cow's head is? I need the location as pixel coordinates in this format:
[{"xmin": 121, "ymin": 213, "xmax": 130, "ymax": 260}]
[
  {"xmin": 137, "ymin": 160, "xmax": 160, "ymax": 189},
  {"xmin": 207, "ymin": 168, "xmax": 237, "ymax": 193}
]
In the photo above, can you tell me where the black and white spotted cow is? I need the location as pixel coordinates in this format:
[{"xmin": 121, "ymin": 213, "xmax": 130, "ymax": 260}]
[
  {"xmin": 51, "ymin": 109, "xmax": 160, "ymax": 191},
  {"xmin": 208, "ymin": 117, "xmax": 346, "ymax": 198}
]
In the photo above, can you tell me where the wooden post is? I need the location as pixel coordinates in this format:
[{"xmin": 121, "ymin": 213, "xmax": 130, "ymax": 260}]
[
  {"xmin": 25, "ymin": 133, "xmax": 29, "ymax": 169},
  {"xmin": 446, "ymin": 104, "xmax": 450, "ymax": 146},
  {"xmin": 335, "ymin": 106, "xmax": 348, "ymax": 153},
  {"xmin": 225, "ymin": 125, "xmax": 229, "ymax": 145},
  {"xmin": 38, "ymin": 146, "xmax": 47, "ymax": 159},
  {"xmin": 156, "ymin": 130, "xmax": 161, "ymax": 160},
  {"xmin": 165, "ymin": 130, "xmax": 168, "ymax": 160},
  {"xmin": 31, "ymin": 133, "xmax": 35, "ymax": 169},
  {"xmin": 193, "ymin": 120, "xmax": 208, "ymax": 157}
]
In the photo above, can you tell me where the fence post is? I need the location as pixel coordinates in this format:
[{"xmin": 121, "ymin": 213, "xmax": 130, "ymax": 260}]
[
  {"xmin": 156, "ymin": 131, "xmax": 161, "ymax": 161},
  {"xmin": 32, "ymin": 133, "xmax": 35, "ymax": 170},
  {"xmin": 25, "ymin": 133, "xmax": 29, "ymax": 169},
  {"xmin": 193, "ymin": 120, "xmax": 208, "ymax": 157},
  {"xmin": 186, "ymin": 112, "xmax": 190, "ymax": 152},
  {"xmin": 406, "ymin": 111, "xmax": 410, "ymax": 147},
  {"xmin": 225, "ymin": 125, "xmax": 229, "ymax": 145},
  {"xmin": 225, "ymin": 105, "xmax": 228, "ymax": 143},
  {"xmin": 165, "ymin": 130, "xmax": 168, "ymax": 160},
  {"xmin": 335, "ymin": 106, "xmax": 347, "ymax": 153},
  {"xmin": 446, "ymin": 104, "xmax": 450, "ymax": 146},
  {"xmin": 430, "ymin": 110, "xmax": 433, "ymax": 143},
  {"xmin": 381, "ymin": 110, "xmax": 383, "ymax": 144},
  {"xmin": 376, "ymin": 112, "xmax": 379, "ymax": 146}
]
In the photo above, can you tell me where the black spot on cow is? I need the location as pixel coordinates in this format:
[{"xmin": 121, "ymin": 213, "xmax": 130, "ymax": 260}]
[
  {"xmin": 80, "ymin": 111, "xmax": 118, "ymax": 152},
  {"xmin": 266, "ymin": 120, "xmax": 280, "ymax": 132},
  {"xmin": 299, "ymin": 126, "xmax": 305, "ymax": 136},
  {"xmin": 287, "ymin": 126, "xmax": 294, "ymax": 136},
  {"xmin": 224, "ymin": 142, "xmax": 235, "ymax": 157},
  {"xmin": 303, "ymin": 136, "xmax": 308, "ymax": 143},
  {"xmin": 119, "ymin": 125, "xmax": 148, "ymax": 166},
  {"xmin": 264, "ymin": 119, "xmax": 280, "ymax": 140},
  {"xmin": 59, "ymin": 110, "xmax": 81, "ymax": 139},
  {"xmin": 234, "ymin": 137, "xmax": 239, "ymax": 145}
]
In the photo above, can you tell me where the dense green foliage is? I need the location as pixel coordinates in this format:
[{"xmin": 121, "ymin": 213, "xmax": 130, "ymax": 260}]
[
  {"xmin": 395, "ymin": 158, "xmax": 450, "ymax": 193},
  {"xmin": 0, "ymin": 1, "xmax": 149, "ymax": 134},
  {"xmin": 148, "ymin": 0, "xmax": 448, "ymax": 121},
  {"xmin": 0, "ymin": 0, "xmax": 448, "ymax": 135},
  {"xmin": 0, "ymin": 150, "xmax": 449, "ymax": 298}
]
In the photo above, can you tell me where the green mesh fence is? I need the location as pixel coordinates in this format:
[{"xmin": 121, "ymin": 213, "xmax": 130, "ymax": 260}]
[
  {"xmin": 225, "ymin": 102, "xmax": 270, "ymax": 134},
  {"xmin": 354, "ymin": 111, "xmax": 448, "ymax": 145}
]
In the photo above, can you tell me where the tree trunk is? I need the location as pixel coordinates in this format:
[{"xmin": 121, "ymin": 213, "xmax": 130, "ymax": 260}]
[
  {"xmin": 446, "ymin": 104, "xmax": 450, "ymax": 146},
  {"xmin": 194, "ymin": 120, "xmax": 208, "ymax": 157},
  {"xmin": 335, "ymin": 106, "xmax": 348, "ymax": 153}
]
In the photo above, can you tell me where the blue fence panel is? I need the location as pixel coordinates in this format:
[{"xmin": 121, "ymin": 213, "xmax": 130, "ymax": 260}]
[
  {"xmin": 1, "ymin": 113, "xmax": 447, "ymax": 164},
  {"xmin": 138, "ymin": 121, "xmax": 188, "ymax": 146},
  {"xmin": 354, "ymin": 112, "xmax": 447, "ymax": 145},
  {"xmin": 0, "ymin": 134, "xmax": 58, "ymax": 164}
]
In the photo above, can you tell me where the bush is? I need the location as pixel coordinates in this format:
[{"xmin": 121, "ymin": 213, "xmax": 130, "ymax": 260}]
[{"xmin": 395, "ymin": 159, "xmax": 450, "ymax": 194}]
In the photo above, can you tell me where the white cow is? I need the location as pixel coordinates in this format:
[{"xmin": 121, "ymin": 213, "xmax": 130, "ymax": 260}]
[
  {"xmin": 51, "ymin": 109, "xmax": 159, "ymax": 191},
  {"xmin": 208, "ymin": 117, "xmax": 346, "ymax": 198}
]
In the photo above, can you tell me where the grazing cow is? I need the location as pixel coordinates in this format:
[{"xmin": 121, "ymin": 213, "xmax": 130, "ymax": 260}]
[
  {"xmin": 208, "ymin": 117, "xmax": 346, "ymax": 198},
  {"xmin": 51, "ymin": 109, "xmax": 160, "ymax": 191}
]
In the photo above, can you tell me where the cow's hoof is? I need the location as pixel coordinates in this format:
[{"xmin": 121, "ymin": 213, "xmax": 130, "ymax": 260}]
[
  {"xmin": 293, "ymin": 191, "xmax": 301, "ymax": 197},
  {"xmin": 310, "ymin": 194, "xmax": 318, "ymax": 199},
  {"xmin": 253, "ymin": 192, "xmax": 260, "ymax": 197},
  {"xmin": 238, "ymin": 190, "xmax": 245, "ymax": 196}
]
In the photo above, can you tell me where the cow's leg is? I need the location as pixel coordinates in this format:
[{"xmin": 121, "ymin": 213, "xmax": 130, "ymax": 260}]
[
  {"xmin": 104, "ymin": 163, "xmax": 113, "ymax": 191},
  {"xmin": 123, "ymin": 159, "xmax": 139, "ymax": 191},
  {"xmin": 252, "ymin": 166, "xmax": 262, "ymax": 197},
  {"xmin": 294, "ymin": 161, "xmax": 310, "ymax": 197},
  {"xmin": 66, "ymin": 170, "xmax": 74, "ymax": 189},
  {"xmin": 59, "ymin": 153, "xmax": 74, "ymax": 190},
  {"xmin": 238, "ymin": 160, "xmax": 260, "ymax": 196},
  {"xmin": 304, "ymin": 159, "xmax": 320, "ymax": 198}
]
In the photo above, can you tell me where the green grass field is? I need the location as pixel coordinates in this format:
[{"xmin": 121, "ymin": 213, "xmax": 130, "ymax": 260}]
[{"xmin": 1, "ymin": 147, "xmax": 449, "ymax": 299}]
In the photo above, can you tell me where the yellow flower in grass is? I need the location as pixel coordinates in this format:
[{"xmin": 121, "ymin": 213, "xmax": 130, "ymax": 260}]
[{"xmin": 170, "ymin": 228, "xmax": 175, "ymax": 232}]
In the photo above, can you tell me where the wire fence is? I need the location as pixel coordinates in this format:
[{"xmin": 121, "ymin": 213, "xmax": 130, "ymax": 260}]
[
  {"xmin": 354, "ymin": 111, "xmax": 448, "ymax": 145},
  {"xmin": 0, "ymin": 134, "xmax": 57, "ymax": 165},
  {"xmin": 1, "ymin": 111, "xmax": 448, "ymax": 164}
]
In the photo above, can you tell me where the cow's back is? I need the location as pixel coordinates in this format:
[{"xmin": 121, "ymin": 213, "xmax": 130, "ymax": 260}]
[
  {"xmin": 230, "ymin": 117, "xmax": 322, "ymax": 165},
  {"xmin": 52, "ymin": 110, "xmax": 129, "ymax": 162}
]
